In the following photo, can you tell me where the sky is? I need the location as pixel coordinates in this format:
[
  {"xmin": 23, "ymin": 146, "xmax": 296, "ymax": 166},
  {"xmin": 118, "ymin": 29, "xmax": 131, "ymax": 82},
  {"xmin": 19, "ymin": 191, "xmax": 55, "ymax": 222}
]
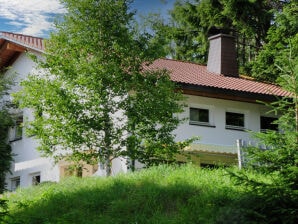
[{"xmin": 0, "ymin": 0, "xmax": 176, "ymax": 38}]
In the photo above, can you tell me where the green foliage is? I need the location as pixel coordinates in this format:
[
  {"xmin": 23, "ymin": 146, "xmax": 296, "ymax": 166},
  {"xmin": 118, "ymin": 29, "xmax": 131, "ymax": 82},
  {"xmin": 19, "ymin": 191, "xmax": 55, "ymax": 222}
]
[
  {"xmin": 149, "ymin": 0, "xmax": 286, "ymax": 70},
  {"xmin": 0, "ymin": 198, "xmax": 9, "ymax": 223},
  {"xmin": 229, "ymin": 43, "xmax": 298, "ymax": 223},
  {"xmin": 5, "ymin": 164, "xmax": 295, "ymax": 223},
  {"xmin": 0, "ymin": 75, "xmax": 14, "ymax": 221},
  {"xmin": 251, "ymin": 1, "xmax": 298, "ymax": 82},
  {"xmin": 3, "ymin": 165, "xmax": 247, "ymax": 224},
  {"xmin": 0, "ymin": 110, "xmax": 13, "ymax": 193},
  {"xmin": 0, "ymin": 75, "xmax": 14, "ymax": 193},
  {"xmin": 14, "ymin": 0, "xmax": 188, "ymax": 175},
  {"xmin": 126, "ymin": 71, "xmax": 188, "ymax": 169}
]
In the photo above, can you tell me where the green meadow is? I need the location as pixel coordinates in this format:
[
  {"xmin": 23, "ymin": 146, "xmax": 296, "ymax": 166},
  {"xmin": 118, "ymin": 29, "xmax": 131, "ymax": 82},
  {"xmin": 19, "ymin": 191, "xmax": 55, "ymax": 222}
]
[{"xmin": 1, "ymin": 165, "xmax": 286, "ymax": 224}]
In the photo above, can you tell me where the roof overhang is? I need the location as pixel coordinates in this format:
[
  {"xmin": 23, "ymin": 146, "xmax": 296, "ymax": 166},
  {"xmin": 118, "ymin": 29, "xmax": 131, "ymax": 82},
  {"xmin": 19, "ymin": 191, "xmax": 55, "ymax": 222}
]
[
  {"xmin": 0, "ymin": 32, "xmax": 44, "ymax": 71},
  {"xmin": 178, "ymin": 83, "xmax": 282, "ymax": 104},
  {"xmin": 0, "ymin": 39, "xmax": 26, "ymax": 70}
]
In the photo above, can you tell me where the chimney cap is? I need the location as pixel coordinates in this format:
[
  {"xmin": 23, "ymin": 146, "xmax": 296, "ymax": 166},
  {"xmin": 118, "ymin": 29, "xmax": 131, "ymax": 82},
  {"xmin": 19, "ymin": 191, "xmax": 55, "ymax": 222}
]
[
  {"xmin": 208, "ymin": 26, "xmax": 235, "ymax": 37},
  {"xmin": 208, "ymin": 33, "xmax": 235, "ymax": 41}
]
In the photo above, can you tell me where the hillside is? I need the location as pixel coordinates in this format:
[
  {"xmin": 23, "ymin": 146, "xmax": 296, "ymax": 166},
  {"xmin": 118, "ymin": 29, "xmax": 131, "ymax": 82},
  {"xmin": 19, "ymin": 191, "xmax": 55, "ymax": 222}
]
[{"xmin": 0, "ymin": 165, "xmax": 273, "ymax": 223}]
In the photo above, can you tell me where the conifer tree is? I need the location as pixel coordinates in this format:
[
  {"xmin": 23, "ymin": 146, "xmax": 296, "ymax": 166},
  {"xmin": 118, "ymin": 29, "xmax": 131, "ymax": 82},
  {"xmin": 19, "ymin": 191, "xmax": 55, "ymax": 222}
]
[
  {"xmin": 230, "ymin": 39, "xmax": 298, "ymax": 222},
  {"xmin": 149, "ymin": 0, "xmax": 291, "ymax": 78}
]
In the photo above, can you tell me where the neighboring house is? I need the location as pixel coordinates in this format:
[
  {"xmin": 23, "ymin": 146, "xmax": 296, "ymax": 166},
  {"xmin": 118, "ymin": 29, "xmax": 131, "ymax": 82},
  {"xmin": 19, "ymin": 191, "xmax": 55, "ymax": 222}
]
[{"xmin": 0, "ymin": 31, "xmax": 289, "ymax": 189}]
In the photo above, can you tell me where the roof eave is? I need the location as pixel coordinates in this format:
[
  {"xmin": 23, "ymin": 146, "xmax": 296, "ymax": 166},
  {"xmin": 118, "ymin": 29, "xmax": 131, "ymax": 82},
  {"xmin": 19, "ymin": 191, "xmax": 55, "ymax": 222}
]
[
  {"xmin": 0, "ymin": 32, "xmax": 45, "ymax": 53},
  {"xmin": 178, "ymin": 83, "xmax": 284, "ymax": 103},
  {"xmin": 2, "ymin": 38, "xmax": 44, "ymax": 54}
]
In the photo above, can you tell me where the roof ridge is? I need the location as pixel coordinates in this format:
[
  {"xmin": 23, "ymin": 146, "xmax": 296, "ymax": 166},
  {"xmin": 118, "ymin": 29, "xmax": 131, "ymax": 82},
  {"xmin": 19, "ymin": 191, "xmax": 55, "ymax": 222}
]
[
  {"xmin": 159, "ymin": 58, "xmax": 206, "ymax": 67},
  {"xmin": 0, "ymin": 31, "xmax": 43, "ymax": 39}
]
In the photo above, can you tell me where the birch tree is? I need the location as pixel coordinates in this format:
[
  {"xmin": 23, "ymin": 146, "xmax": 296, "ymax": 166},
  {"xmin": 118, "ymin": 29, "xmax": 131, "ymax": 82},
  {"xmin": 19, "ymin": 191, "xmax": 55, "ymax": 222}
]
[{"xmin": 15, "ymin": 0, "xmax": 187, "ymax": 176}]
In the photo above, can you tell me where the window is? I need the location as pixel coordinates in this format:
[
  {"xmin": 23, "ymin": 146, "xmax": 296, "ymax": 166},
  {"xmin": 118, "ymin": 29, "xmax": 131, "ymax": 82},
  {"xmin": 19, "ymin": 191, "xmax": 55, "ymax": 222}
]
[
  {"xmin": 190, "ymin": 108, "xmax": 209, "ymax": 124},
  {"xmin": 32, "ymin": 173, "xmax": 41, "ymax": 186},
  {"xmin": 9, "ymin": 115, "xmax": 23, "ymax": 141},
  {"xmin": 15, "ymin": 116, "xmax": 23, "ymax": 139},
  {"xmin": 226, "ymin": 112, "xmax": 245, "ymax": 130},
  {"xmin": 11, "ymin": 177, "xmax": 20, "ymax": 191},
  {"xmin": 261, "ymin": 116, "xmax": 278, "ymax": 132}
]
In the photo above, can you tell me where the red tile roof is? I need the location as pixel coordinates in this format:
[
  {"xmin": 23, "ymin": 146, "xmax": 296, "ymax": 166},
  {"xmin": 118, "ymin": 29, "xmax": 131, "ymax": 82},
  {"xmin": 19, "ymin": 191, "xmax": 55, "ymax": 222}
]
[
  {"xmin": 145, "ymin": 58, "xmax": 290, "ymax": 97},
  {"xmin": 0, "ymin": 32, "xmax": 290, "ymax": 98},
  {"xmin": 0, "ymin": 31, "xmax": 44, "ymax": 52}
]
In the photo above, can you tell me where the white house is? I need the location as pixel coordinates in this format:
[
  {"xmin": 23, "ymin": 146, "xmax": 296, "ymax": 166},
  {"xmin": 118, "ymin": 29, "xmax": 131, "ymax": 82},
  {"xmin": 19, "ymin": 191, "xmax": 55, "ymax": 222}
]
[
  {"xmin": 0, "ymin": 31, "xmax": 289, "ymax": 190},
  {"xmin": 0, "ymin": 32, "xmax": 60, "ymax": 191}
]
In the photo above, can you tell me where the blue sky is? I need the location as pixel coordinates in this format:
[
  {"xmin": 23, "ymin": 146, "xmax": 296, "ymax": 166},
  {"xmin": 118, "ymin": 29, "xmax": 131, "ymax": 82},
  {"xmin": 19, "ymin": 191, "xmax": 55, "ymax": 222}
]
[{"xmin": 0, "ymin": 0, "xmax": 176, "ymax": 38}]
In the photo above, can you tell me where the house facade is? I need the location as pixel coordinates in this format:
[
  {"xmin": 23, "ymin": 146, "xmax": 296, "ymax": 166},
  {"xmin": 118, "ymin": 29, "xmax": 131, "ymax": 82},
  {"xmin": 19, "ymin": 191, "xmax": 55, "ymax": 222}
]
[
  {"xmin": 145, "ymin": 34, "xmax": 289, "ymax": 166},
  {"xmin": 0, "ymin": 32, "xmax": 289, "ymax": 190},
  {"xmin": 0, "ymin": 32, "xmax": 60, "ymax": 190}
]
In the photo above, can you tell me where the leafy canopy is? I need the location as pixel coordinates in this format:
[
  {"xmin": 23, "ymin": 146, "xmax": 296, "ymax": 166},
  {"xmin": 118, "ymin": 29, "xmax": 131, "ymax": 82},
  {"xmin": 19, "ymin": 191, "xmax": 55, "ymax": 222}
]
[
  {"xmin": 0, "ymin": 75, "xmax": 13, "ymax": 193},
  {"xmin": 0, "ymin": 75, "xmax": 14, "ymax": 220},
  {"xmin": 251, "ymin": 1, "xmax": 298, "ymax": 83},
  {"xmin": 15, "ymin": 0, "xmax": 189, "ymax": 175}
]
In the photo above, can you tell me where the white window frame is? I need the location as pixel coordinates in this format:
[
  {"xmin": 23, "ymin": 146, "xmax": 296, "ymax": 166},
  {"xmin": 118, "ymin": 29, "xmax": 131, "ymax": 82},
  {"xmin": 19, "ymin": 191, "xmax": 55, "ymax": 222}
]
[
  {"xmin": 188, "ymin": 104, "xmax": 215, "ymax": 127},
  {"xmin": 30, "ymin": 172, "xmax": 41, "ymax": 186},
  {"xmin": 9, "ymin": 114, "xmax": 23, "ymax": 141},
  {"xmin": 225, "ymin": 109, "xmax": 248, "ymax": 131}
]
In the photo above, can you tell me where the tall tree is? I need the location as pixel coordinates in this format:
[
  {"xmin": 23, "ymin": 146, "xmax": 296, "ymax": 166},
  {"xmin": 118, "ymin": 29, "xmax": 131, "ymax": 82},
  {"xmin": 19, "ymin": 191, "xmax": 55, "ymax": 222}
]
[
  {"xmin": 0, "ymin": 110, "xmax": 12, "ymax": 193},
  {"xmin": 251, "ymin": 1, "xmax": 298, "ymax": 83},
  {"xmin": 0, "ymin": 75, "xmax": 13, "ymax": 220},
  {"xmin": 150, "ymin": 0, "xmax": 289, "ymax": 74},
  {"xmin": 15, "ymin": 0, "xmax": 187, "ymax": 176},
  {"xmin": 229, "ymin": 41, "xmax": 298, "ymax": 223},
  {"xmin": 0, "ymin": 75, "xmax": 13, "ymax": 193}
]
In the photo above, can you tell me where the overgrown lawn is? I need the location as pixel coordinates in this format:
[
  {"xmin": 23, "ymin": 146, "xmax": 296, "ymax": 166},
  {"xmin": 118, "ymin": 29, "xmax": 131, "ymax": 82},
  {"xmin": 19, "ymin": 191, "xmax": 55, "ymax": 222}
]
[{"xmin": 2, "ymin": 165, "xmax": 260, "ymax": 224}]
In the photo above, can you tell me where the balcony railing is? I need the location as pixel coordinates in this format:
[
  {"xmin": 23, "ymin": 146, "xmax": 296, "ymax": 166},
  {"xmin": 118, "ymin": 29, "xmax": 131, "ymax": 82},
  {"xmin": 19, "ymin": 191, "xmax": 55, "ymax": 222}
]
[
  {"xmin": 185, "ymin": 143, "xmax": 238, "ymax": 154},
  {"xmin": 182, "ymin": 139, "xmax": 265, "ymax": 168}
]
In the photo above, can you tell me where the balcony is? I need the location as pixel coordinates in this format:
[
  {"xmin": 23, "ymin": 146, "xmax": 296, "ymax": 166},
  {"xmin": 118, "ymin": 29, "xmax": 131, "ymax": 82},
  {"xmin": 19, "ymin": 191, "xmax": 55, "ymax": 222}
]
[{"xmin": 177, "ymin": 142, "xmax": 239, "ymax": 167}]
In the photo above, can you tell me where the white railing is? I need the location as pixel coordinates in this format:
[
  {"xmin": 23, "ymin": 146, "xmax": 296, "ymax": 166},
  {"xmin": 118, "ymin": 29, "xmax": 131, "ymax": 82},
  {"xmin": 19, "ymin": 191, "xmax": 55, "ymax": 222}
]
[
  {"xmin": 185, "ymin": 143, "xmax": 238, "ymax": 154},
  {"xmin": 184, "ymin": 140, "xmax": 262, "ymax": 169},
  {"xmin": 236, "ymin": 139, "xmax": 271, "ymax": 169}
]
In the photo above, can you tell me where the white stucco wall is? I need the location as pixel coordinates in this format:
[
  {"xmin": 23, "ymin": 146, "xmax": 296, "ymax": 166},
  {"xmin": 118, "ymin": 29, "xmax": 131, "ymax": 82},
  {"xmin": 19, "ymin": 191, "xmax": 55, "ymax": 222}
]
[
  {"xmin": 3, "ymin": 52, "xmax": 275, "ymax": 190},
  {"xmin": 3, "ymin": 52, "xmax": 128, "ymax": 190},
  {"xmin": 4, "ymin": 52, "xmax": 60, "ymax": 191},
  {"xmin": 175, "ymin": 94, "xmax": 273, "ymax": 147}
]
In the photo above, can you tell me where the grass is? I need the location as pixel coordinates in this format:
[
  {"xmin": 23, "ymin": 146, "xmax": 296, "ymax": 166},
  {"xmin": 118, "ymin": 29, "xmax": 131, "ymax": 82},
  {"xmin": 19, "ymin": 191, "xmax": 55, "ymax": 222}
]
[{"xmin": 0, "ymin": 165, "xmax": 268, "ymax": 224}]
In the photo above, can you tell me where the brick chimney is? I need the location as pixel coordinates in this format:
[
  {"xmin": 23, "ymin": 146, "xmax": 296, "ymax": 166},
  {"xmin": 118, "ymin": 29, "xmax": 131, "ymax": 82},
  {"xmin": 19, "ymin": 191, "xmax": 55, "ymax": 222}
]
[{"xmin": 207, "ymin": 33, "xmax": 238, "ymax": 77}]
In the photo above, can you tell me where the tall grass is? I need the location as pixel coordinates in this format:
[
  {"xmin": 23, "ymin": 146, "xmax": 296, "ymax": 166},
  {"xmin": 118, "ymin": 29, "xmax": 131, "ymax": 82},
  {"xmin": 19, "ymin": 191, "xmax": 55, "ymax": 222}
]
[{"xmin": 2, "ymin": 165, "xmax": 257, "ymax": 224}]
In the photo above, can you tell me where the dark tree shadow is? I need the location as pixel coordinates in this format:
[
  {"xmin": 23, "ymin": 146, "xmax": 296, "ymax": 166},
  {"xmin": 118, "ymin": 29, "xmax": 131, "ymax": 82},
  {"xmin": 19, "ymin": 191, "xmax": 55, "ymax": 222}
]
[{"xmin": 3, "ymin": 176, "xmax": 241, "ymax": 224}]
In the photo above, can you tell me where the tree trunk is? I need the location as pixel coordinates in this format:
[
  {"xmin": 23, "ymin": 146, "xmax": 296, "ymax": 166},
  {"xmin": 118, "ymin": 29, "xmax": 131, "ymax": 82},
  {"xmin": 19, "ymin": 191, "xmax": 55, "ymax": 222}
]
[
  {"xmin": 242, "ymin": 35, "xmax": 246, "ymax": 67},
  {"xmin": 105, "ymin": 158, "xmax": 112, "ymax": 176},
  {"xmin": 295, "ymin": 95, "xmax": 298, "ymax": 145},
  {"xmin": 131, "ymin": 159, "xmax": 135, "ymax": 172},
  {"xmin": 103, "ymin": 109, "xmax": 113, "ymax": 176}
]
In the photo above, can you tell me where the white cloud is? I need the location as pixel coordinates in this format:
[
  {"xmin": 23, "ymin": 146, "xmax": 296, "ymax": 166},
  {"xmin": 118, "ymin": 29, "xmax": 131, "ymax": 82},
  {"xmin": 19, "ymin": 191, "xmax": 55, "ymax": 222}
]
[{"xmin": 0, "ymin": 0, "xmax": 65, "ymax": 37}]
